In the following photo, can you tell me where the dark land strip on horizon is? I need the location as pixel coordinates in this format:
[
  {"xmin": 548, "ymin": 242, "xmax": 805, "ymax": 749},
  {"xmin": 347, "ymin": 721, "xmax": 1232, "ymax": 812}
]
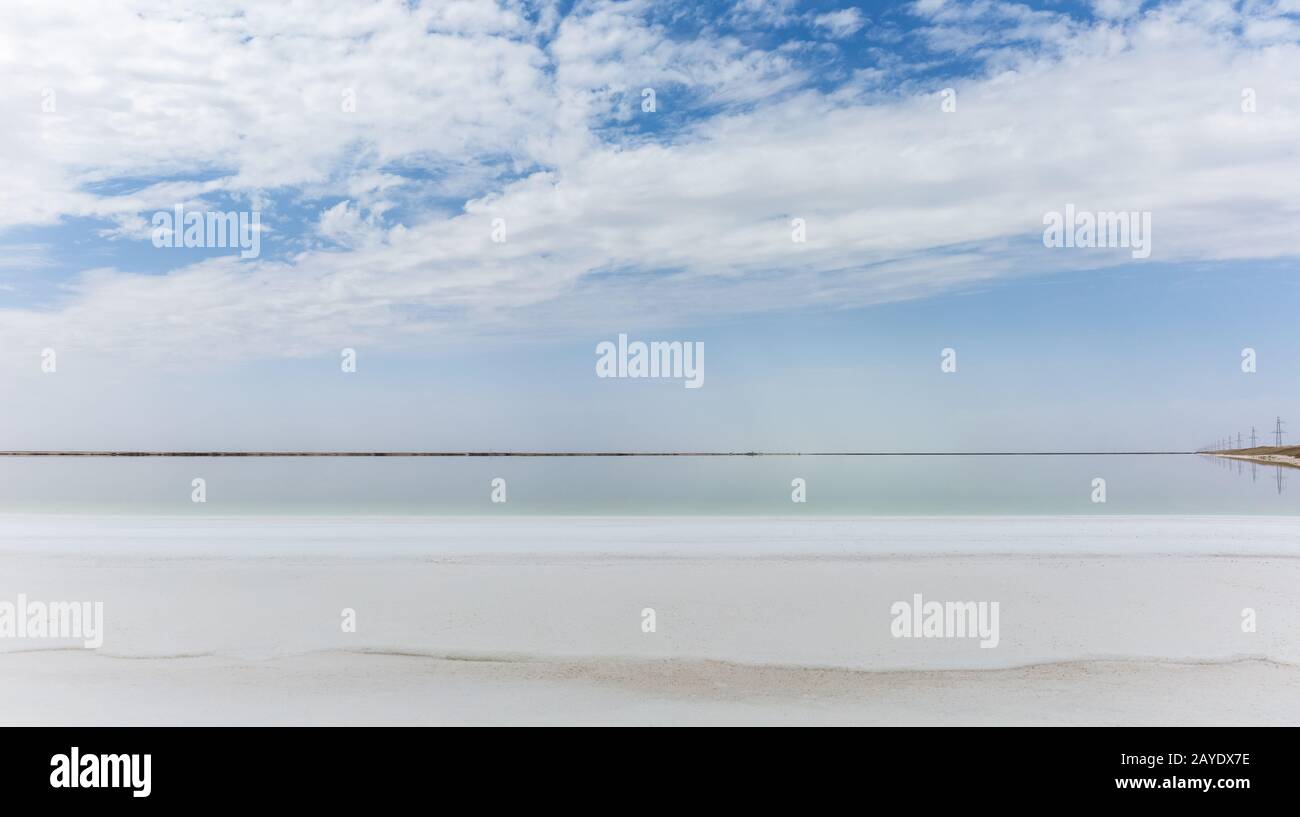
[{"xmin": 0, "ymin": 451, "xmax": 1199, "ymax": 457}]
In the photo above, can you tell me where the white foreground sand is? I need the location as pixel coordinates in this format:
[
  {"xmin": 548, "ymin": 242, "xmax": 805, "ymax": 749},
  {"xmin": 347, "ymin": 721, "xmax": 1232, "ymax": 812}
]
[{"xmin": 2, "ymin": 515, "xmax": 1298, "ymax": 725}]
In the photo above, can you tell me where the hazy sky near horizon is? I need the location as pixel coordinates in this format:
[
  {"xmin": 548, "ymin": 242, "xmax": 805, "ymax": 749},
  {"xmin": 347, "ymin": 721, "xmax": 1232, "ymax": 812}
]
[{"xmin": 2, "ymin": 0, "xmax": 1298, "ymax": 450}]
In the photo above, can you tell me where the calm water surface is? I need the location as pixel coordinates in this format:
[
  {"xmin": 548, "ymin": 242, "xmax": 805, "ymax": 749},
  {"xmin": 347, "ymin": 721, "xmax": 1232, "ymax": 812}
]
[{"xmin": 0, "ymin": 454, "xmax": 1293, "ymax": 515}]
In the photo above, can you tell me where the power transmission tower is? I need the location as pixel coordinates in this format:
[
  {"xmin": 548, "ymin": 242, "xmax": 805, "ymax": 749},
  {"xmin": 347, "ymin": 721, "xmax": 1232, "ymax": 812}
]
[
  {"xmin": 1251, "ymin": 426, "xmax": 1258, "ymax": 448},
  {"xmin": 1275, "ymin": 417, "xmax": 1286, "ymax": 447},
  {"xmin": 1237, "ymin": 432, "xmax": 1243, "ymax": 449}
]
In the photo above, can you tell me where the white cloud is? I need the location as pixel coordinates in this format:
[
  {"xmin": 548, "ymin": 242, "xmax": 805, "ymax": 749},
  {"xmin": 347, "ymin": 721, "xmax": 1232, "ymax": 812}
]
[
  {"xmin": 317, "ymin": 200, "xmax": 378, "ymax": 248},
  {"xmin": 813, "ymin": 8, "xmax": 866, "ymax": 38},
  {"xmin": 2, "ymin": 0, "xmax": 1300, "ymax": 364},
  {"xmin": 1091, "ymin": 0, "xmax": 1144, "ymax": 20}
]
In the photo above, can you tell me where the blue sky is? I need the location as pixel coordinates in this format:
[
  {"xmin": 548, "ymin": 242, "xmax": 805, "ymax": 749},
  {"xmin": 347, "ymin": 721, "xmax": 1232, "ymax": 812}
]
[{"xmin": 1, "ymin": 0, "xmax": 1298, "ymax": 449}]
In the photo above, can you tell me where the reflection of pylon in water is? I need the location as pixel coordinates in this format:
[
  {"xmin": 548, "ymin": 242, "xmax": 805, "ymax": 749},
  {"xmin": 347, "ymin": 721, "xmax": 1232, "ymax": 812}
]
[{"xmin": 1276, "ymin": 466, "xmax": 1285, "ymax": 495}]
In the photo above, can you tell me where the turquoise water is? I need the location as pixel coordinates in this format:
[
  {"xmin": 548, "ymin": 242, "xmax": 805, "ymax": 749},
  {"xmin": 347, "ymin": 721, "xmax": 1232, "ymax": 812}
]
[{"xmin": 0, "ymin": 454, "xmax": 1293, "ymax": 515}]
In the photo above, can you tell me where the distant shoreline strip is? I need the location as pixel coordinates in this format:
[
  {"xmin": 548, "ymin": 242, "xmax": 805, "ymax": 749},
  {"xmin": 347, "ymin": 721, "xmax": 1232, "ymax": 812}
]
[{"xmin": 0, "ymin": 451, "xmax": 1198, "ymax": 457}]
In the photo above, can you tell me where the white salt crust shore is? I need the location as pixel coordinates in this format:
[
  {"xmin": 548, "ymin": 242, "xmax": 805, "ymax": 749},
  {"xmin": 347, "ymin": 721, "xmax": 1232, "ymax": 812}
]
[
  {"xmin": 4, "ymin": 652, "xmax": 1297, "ymax": 726},
  {"xmin": 2, "ymin": 515, "xmax": 1298, "ymax": 725}
]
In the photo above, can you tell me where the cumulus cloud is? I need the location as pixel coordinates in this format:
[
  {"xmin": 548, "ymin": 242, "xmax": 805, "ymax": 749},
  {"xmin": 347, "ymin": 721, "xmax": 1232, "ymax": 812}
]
[{"xmin": 1, "ymin": 0, "xmax": 1300, "ymax": 363}]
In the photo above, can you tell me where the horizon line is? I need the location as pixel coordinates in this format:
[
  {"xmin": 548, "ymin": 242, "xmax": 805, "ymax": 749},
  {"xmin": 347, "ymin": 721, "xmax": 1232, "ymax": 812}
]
[{"xmin": 0, "ymin": 450, "xmax": 1200, "ymax": 457}]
